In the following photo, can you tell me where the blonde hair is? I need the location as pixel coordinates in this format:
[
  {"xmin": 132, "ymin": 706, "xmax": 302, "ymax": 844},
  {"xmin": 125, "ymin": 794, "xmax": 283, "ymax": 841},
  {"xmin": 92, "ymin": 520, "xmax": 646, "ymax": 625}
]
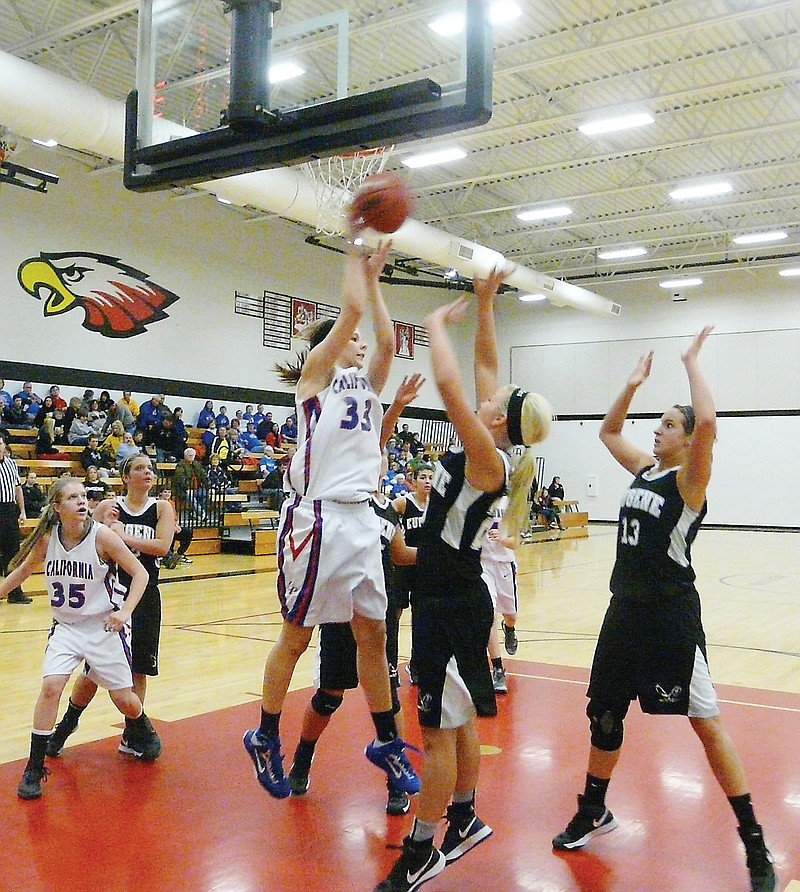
[
  {"xmin": 499, "ymin": 387, "xmax": 554, "ymax": 539},
  {"xmin": 41, "ymin": 416, "xmax": 56, "ymax": 440},
  {"xmin": 11, "ymin": 477, "xmax": 85, "ymax": 569}
]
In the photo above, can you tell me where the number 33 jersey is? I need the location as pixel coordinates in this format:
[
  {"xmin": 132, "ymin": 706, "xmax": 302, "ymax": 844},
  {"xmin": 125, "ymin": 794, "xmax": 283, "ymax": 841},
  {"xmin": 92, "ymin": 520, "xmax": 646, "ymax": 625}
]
[
  {"xmin": 287, "ymin": 365, "xmax": 383, "ymax": 503},
  {"xmin": 46, "ymin": 521, "xmax": 124, "ymax": 623},
  {"xmin": 610, "ymin": 465, "xmax": 707, "ymax": 604}
]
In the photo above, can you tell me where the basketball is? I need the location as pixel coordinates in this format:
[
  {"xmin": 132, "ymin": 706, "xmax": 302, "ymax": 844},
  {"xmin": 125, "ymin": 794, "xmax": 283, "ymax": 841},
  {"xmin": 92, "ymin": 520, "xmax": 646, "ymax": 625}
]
[{"xmin": 350, "ymin": 172, "xmax": 414, "ymax": 234}]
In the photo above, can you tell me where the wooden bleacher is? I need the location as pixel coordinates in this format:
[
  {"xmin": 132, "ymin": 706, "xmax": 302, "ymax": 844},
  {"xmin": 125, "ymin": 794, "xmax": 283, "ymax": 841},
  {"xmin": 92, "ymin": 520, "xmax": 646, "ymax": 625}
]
[{"xmin": 524, "ymin": 498, "xmax": 589, "ymax": 543}]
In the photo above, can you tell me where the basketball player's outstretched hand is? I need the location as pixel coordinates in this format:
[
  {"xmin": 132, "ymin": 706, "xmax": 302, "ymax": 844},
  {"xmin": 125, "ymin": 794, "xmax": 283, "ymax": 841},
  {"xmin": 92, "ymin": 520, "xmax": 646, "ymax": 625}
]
[
  {"xmin": 473, "ymin": 265, "xmax": 513, "ymax": 306},
  {"xmin": 682, "ymin": 325, "xmax": 714, "ymax": 364},
  {"xmin": 363, "ymin": 240, "xmax": 393, "ymax": 282},
  {"xmin": 627, "ymin": 351, "xmax": 654, "ymax": 389},
  {"xmin": 426, "ymin": 295, "xmax": 469, "ymax": 330},
  {"xmin": 393, "ymin": 373, "xmax": 426, "ymax": 408}
]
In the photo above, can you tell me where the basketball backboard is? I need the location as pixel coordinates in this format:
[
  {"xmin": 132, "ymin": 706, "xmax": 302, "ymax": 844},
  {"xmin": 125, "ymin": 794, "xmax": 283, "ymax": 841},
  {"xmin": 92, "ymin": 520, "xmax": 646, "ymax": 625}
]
[{"xmin": 124, "ymin": 0, "xmax": 493, "ymax": 192}]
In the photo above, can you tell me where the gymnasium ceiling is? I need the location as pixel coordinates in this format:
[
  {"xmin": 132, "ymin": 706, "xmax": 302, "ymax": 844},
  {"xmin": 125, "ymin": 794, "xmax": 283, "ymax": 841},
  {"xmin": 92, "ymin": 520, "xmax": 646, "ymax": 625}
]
[{"xmin": 2, "ymin": 0, "xmax": 800, "ymax": 288}]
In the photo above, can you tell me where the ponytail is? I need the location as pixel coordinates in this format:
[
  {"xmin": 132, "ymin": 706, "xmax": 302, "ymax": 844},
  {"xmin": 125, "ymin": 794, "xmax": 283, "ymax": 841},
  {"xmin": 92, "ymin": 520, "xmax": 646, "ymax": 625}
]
[
  {"xmin": 10, "ymin": 476, "xmax": 78, "ymax": 569},
  {"xmin": 274, "ymin": 318, "xmax": 336, "ymax": 386},
  {"xmin": 500, "ymin": 388, "xmax": 554, "ymax": 540}
]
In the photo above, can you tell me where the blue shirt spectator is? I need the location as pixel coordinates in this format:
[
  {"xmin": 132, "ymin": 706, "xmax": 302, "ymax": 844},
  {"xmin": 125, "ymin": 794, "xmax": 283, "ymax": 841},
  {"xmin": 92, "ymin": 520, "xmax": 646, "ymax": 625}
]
[
  {"xmin": 239, "ymin": 423, "xmax": 264, "ymax": 454},
  {"xmin": 214, "ymin": 407, "xmax": 231, "ymax": 429},
  {"xmin": 252, "ymin": 405, "xmax": 266, "ymax": 429},
  {"xmin": 137, "ymin": 394, "xmax": 165, "ymax": 434},
  {"xmin": 0, "ymin": 380, "xmax": 12, "ymax": 410},
  {"xmin": 280, "ymin": 415, "xmax": 298, "ymax": 443},
  {"xmin": 196, "ymin": 401, "xmax": 215, "ymax": 429}
]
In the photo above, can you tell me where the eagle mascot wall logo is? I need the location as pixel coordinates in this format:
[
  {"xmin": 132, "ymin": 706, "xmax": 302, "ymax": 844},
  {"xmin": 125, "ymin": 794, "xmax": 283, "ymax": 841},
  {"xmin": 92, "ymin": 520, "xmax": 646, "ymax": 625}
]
[{"xmin": 17, "ymin": 251, "xmax": 180, "ymax": 338}]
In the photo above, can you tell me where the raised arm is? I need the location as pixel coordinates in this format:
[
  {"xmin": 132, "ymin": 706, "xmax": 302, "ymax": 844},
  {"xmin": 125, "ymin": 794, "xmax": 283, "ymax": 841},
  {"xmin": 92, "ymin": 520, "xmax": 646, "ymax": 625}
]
[
  {"xmin": 599, "ymin": 352, "xmax": 655, "ymax": 475},
  {"xmin": 298, "ymin": 244, "xmax": 367, "ymax": 400},
  {"xmin": 364, "ymin": 241, "xmax": 395, "ymax": 396},
  {"xmin": 425, "ymin": 297, "xmax": 505, "ymax": 493},
  {"xmin": 678, "ymin": 326, "xmax": 716, "ymax": 510},
  {"xmin": 473, "ymin": 267, "xmax": 509, "ymax": 404},
  {"xmin": 380, "ymin": 373, "xmax": 426, "ymax": 450}
]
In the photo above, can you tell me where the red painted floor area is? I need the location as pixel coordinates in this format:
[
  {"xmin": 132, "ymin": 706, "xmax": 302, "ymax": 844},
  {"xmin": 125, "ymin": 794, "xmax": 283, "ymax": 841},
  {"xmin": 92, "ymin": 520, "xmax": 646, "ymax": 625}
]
[{"xmin": 2, "ymin": 662, "xmax": 799, "ymax": 892}]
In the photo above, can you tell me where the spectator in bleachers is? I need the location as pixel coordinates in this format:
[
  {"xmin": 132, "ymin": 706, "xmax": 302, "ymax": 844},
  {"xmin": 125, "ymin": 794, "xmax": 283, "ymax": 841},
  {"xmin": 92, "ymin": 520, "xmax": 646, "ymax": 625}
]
[
  {"xmin": 120, "ymin": 390, "xmax": 139, "ymax": 420},
  {"xmin": 396, "ymin": 422, "xmax": 416, "ymax": 449},
  {"xmin": 547, "ymin": 475, "xmax": 565, "ymax": 501},
  {"xmin": 224, "ymin": 426, "xmax": 245, "ymax": 464},
  {"xmin": 14, "ymin": 382, "xmax": 42, "ymax": 415},
  {"xmin": 171, "ymin": 407, "xmax": 189, "ymax": 451},
  {"xmin": 0, "ymin": 379, "xmax": 12, "ymax": 410},
  {"xmin": 157, "ymin": 487, "xmax": 193, "ymax": 568},
  {"xmin": 79, "ymin": 389, "xmax": 95, "ymax": 411},
  {"xmin": 21, "ymin": 472, "xmax": 46, "ymax": 519},
  {"xmin": 201, "ymin": 423, "xmax": 217, "ymax": 458},
  {"xmin": 255, "ymin": 411, "xmax": 273, "ymax": 440},
  {"xmin": 196, "ymin": 400, "xmax": 215, "ymax": 429},
  {"xmin": 34, "ymin": 396, "xmax": 57, "ymax": 428},
  {"xmin": 103, "ymin": 398, "xmax": 136, "ymax": 434},
  {"xmin": 48, "ymin": 385, "xmax": 67, "ymax": 411},
  {"xmin": 243, "ymin": 405, "xmax": 255, "ymax": 424},
  {"xmin": 100, "ymin": 419, "xmax": 125, "ymax": 465},
  {"xmin": 87, "ymin": 399, "xmax": 106, "ymax": 428},
  {"xmin": 68, "ymin": 408, "xmax": 95, "ymax": 446},
  {"xmin": 4, "ymin": 395, "xmax": 33, "ymax": 428},
  {"xmin": 83, "ymin": 465, "xmax": 110, "ymax": 506},
  {"xmin": 239, "ymin": 421, "xmax": 264, "ymax": 454},
  {"xmin": 61, "ymin": 397, "xmax": 82, "ymax": 443},
  {"xmin": 80, "ymin": 435, "xmax": 110, "ymax": 478},
  {"xmin": 173, "ymin": 447, "xmax": 208, "ymax": 520},
  {"xmin": 280, "ymin": 414, "xmax": 298, "ymax": 444},
  {"xmin": 97, "ymin": 390, "xmax": 113, "ymax": 413},
  {"xmin": 153, "ymin": 415, "xmax": 183, "ymax": 463},
  {"xmin": 252, "ymin": 404, "xmax": 266, "ymax": 429},
  {"xmin": 36, "ymin": 417, "xmax": 60, "ymax": 457},
  {"xmin": 532, "ymin": 488, "xmax": 564, "ymax": 530},
  {"xmin": 137, "ymin": 394, "xmax": 165, "ymax": 441},
  {"xmin": 207, "ymin": 454, "xmax": 236, "ymax": 495},
  {"xmin": 264, "ymin": 422, "xmax": 283, "ymax": 451},
  {"xmin": 233, "ymin": 409, "xmax": 245, "ymax": 428},
  {"xmin": 258, "ymin": 447, "xmax": 285, "ymax": 511},
  {"xmin": 115, "ymin": 431, "xmax": 140, "ymax": 469},
  {"xmin": 214, "ymin": 406, "xmax": 231, "ymax": 429}
]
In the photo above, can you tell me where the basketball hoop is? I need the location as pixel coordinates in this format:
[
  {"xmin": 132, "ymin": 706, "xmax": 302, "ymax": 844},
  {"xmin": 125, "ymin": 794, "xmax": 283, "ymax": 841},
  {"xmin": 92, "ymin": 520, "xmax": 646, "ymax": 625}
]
[{"xmin": 302, "ymin": 146, "xmax": 394, "ymax": 236}]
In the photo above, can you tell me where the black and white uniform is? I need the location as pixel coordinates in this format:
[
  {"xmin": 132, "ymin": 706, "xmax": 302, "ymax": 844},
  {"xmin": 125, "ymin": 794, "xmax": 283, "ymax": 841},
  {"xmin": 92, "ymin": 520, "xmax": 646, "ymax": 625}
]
[
  {"xmin": 43, "ymin": 521, "xmax": 133, "ymax": 690},
  {"xmin": 115, "ymin": 496, "xmax": 162, "ymax": 677},
  {"xmin": 480, "ymin": 496, "xmax": 518, "ymax": 617},
  {"xmin": 278, "ymin": 365, "xmax": 386, "ymax": 626},
  {"xmin": 588, "ymin": 465, "xmax": 718, "ymax": 718},
  {"xmin": 392, "ymin": 494, "xmax": 427, "ymax": 610},
  {"xmin": 317, "ymin": 494, "xmax": 401, "ymax": 709},
  {"xmin": 0, "ymin": 452, "xmax": 25, "ymax": 600},
  {"xmin": 412, "ymin": 447, "xmax": 509, "ymax": 729}
]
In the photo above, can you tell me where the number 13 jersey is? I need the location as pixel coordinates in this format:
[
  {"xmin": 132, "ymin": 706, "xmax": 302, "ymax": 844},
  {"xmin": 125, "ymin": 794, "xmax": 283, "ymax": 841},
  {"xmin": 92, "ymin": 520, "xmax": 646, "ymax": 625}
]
[
  {"xmin": 287, "ymin": 365, "xmax": 383, "ymax": 502},
  {"xmin": 610, "ymin": 465, "xmax": 706, "ymax": 604}
]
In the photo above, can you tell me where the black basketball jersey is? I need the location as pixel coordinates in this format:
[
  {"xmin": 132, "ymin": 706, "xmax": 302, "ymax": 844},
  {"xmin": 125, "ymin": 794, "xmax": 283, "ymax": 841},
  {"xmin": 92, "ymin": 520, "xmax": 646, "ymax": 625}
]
[
  {"xmin": 418, "ymin": 447, "xmax": 508, "ymax": 581},
  {"xmin": 115, "ymin": 496, "xmax": 161, "ymax": 589},
  {"xmin": 370, "ymin": 493, "xmax": 400, "ymax": 582},
  {"xmin": 609, "ymin": 465, "xmax": 706, "ymax": 604},
  {"xmin": 399, "ymin": 494, "xmax": 427, "ymax": 546}
]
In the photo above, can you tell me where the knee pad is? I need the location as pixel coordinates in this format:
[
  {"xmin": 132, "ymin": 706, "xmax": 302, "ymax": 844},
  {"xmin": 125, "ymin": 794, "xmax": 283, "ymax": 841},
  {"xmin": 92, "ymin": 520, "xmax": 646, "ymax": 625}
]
[
  {"xmin": 586, "ymin": 699, "xmax": 625, "ymax": 752},
  {"xmin": 310, "ymin": 689, "xmax": 343, "ymax": 717}
]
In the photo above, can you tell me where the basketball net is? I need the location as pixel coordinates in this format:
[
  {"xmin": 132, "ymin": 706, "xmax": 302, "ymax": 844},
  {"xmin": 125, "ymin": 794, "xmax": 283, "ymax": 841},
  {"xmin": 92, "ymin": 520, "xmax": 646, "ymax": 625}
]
[{"xmin": 302, "ymin": 146, "xmax": 394, "ymax": 236}]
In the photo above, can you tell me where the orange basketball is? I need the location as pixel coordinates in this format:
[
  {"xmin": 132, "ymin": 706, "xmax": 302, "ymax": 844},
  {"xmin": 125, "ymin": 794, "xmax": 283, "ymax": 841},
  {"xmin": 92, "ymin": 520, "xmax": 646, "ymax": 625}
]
[{"xmin": 350, "ymin": 172, "xmax": 414, "ymax": 234}]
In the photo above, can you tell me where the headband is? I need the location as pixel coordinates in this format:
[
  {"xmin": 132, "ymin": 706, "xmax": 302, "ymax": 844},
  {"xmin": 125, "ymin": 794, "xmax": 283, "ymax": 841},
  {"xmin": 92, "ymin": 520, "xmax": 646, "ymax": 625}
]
[{"xmin": 506, "ymin": 388, "xmax": 527, "ymax": 446}]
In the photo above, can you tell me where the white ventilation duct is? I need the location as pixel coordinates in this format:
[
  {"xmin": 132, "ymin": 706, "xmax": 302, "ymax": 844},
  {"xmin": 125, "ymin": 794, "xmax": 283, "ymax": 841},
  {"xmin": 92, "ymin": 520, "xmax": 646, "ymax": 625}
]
[{"xmin": 0, "ymin": 50, "xmax": 620, "ymax": 316}]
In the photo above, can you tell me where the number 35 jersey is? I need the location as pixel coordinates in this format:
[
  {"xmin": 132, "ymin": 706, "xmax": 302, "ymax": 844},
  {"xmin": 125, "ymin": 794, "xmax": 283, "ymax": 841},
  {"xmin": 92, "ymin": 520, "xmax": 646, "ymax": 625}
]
[
  {"xmin": 609, "ymin": 465, "xmax": 707, "ymax": 605},
  {"xmin": 46, "ymin": 521, "xmax": 123, "ymax": 623},
  {"xmin": 287, "ymin": 365, "xmax": 383, "ymax": 503}
]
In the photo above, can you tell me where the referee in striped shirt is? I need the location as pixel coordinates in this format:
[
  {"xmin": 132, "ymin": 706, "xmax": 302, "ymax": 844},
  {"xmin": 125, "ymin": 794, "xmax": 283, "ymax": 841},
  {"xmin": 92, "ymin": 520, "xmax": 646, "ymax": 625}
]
[{"xmin": 0, "ymin": 434, "xmax": 32, "ymax": 604}]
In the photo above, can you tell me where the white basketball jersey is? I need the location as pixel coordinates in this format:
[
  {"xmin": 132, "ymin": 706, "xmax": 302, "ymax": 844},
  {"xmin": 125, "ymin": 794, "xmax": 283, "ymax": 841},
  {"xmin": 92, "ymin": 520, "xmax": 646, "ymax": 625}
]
[
  {"xmin": 480, "ymin": 495, "xmax": 516, "ymax": 564},
  {"xmin": 287, "ymin": 366, "xmax": 383, "ymax": 502},
  {"xmin": 45, "ymin": 521, "xmax": 124, "ymax": 623}
]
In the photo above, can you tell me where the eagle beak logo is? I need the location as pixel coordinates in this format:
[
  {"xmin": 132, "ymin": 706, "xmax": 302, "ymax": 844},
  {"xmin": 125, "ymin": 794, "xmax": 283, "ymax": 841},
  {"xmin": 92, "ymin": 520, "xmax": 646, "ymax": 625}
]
[{"xmin": 17, "ymin": 251, "xmax": 180, "ymax": 338}]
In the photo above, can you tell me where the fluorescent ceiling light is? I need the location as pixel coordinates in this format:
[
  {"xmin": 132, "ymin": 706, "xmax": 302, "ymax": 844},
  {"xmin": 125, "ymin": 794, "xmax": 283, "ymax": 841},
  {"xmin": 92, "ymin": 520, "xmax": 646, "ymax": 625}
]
[
  {"xmin": 32, "ymin": 137, "xmax": 58, "ymax": 148},
  {"xmin": 519, "ymin": 293, "xmax": 547, "ymax": 302},
  {"xmin": 269, "ymin": 61, "xmax": 304, "ymax": 83},
  {"xmin": 401, "ymin": 147, "xmax": 466, "ymax": 168},
  {"xmin": 733, "ymin": 231, "xmax": 787, "ymax": 245},
  {"xmin": 597, "ymin": 247, "xmax": 647, "ymax": 260},
  {"xmin": 779, "ymin": 268, "xmax": 800, "ymax": 277},
  {"xmin": 669, "ymin": 182, "xmax": 732, "ymax": 200},
  {"xmin": 659, "ymin": 277, "xmax": 703, "ymax": 289},
  {"xmin": 216, "ymin": 196, "xmax": 233, "ymax": 205},
  {"xmin": 429, "ymin": 2, "xmax": 522, "ymax": 35},
  {"xmin": 516, "ymin": 205, "xmax": 572, "ymax": 222},
  {"xmin": 578, "ymin": 112, "xmax": 654, "ymax": 135}
]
